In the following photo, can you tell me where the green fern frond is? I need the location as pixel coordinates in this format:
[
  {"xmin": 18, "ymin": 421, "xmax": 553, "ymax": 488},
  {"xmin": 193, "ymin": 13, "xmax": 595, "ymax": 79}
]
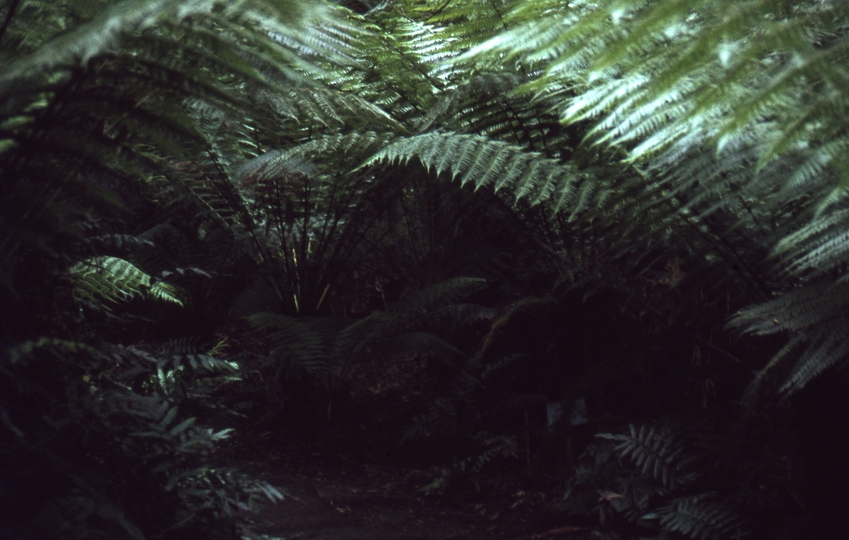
[
  {"xmin": 598, "ymin": 424, "xmax": 690, "ymax": 490},
  {"xmin": 658, "ymin": 495, "xmax": 744, "ymax": 540},
  {"xmin": 447, "ymin": 0, "xmax": 849, "ymax": 404},
  {"xmin": 237, "ymin": 132, "xmax": 397, "ymax": 180},
  {"xmin": 155, "ymin": 337, "xmax": 239, "ymax": 373},
  {"xmin": 778, "ymin": 331, "xmax": 849, "ymax": 396},
  {"xmin": 258, "ymin": 86, "xmax": 408, "ymax": 135},
  {"xmin": 71, "ymin": 255, "xmax": 184, "ymax": 307},
  {"xmin": 0, "ymin": 0, "xmax": 348, "ymax": 88},
  {"xmin": 1, "ymin": 0, "xmax": 209, "ymax": 84},
  {"xmin": 731, "ymin": 280, "xmax": 849, "ymax": 400},
  {"xmin": 773, "ymin": 208, "xmax": 849, "ymax": 279},
  {"xmin": 362, "ymin": 131, "xmax": 583, "ymax": 211},
  {"xmin": 413, "ymin": 0, "xmax": 514, "ymax": 52},
  {"xmin": 458, "ymin": 2, "xmax": 843, "ymax": 186},
  {"xmin": 730, "ymin": 282, "xmax": 848, "ymax": 336}
]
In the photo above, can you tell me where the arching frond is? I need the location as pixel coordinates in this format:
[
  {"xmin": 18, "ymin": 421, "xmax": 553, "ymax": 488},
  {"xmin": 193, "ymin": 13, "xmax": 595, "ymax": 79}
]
[
  {"xmin": 362, "ymin": 131, "xmax": 584, "ymax": 211},
  {"xmin": 0, "ymin": 0, "xmax": 354, "ymax": 90}
]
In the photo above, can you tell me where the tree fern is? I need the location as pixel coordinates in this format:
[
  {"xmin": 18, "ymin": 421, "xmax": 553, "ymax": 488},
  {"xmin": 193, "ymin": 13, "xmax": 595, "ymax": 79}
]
[{"xmin": 2, "ymin": 3, "xmax": 834, "ymax": 537}]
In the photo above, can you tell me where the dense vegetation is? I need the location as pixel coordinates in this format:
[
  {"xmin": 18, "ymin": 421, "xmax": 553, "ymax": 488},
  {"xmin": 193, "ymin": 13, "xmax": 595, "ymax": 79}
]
[{"xmin": 2, "ymin": 0, "xmax": 848, "ymax": 538}]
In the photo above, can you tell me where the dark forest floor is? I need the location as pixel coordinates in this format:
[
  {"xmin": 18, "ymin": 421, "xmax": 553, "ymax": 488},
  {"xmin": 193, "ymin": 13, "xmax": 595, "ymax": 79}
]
[{"xmin": 218, "ymin": 427, "xmax": 590, "ymax": 540}]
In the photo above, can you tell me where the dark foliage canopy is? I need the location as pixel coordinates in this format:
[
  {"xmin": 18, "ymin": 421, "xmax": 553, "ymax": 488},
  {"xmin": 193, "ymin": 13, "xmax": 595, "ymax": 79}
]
[{"xmin": 2, "ymin": 1, "xmax": 848, "ymax": 539}]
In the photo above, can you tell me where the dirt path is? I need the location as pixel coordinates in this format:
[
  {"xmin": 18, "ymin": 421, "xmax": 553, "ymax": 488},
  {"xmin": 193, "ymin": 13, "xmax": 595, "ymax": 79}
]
[{"xmin": 222, "ymin": 431, "xmax": 589, "ymax": 540}]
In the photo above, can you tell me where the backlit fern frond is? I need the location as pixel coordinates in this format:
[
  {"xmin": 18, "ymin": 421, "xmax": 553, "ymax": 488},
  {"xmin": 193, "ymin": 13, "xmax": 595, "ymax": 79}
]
[
  {"xmin": 465, "ymin": 0, "xmax": 849, "ymax": 170},
  {"xmin": 0, "ymin": 0, "xmax": 356, "ymax": 90},
  {"xmin": 412, "ymin": 0, "xmax": 515, "ymax": 53},
  {"xmin": 454, "ymin": 0, "xmax": 849, "ymax": 400},
  {"xmin": 236, "ymin": 132, "xmax": 398, "ymax": 177},
  {"xmin": 731, "ymin": 282, "xmax": 848, "ymax": 336},
  {"xmin": 320, "ymin": 10, "xmax": 443, "ymax": 127},
  {"xmin": 773, "ymin": 208, "xmax": 849, "ymax": 280}
]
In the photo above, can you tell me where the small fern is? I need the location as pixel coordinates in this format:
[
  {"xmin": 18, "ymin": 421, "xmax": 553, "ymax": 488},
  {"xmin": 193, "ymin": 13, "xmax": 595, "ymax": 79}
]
[
  {"xmin": 657, "ymin": 495, "xmax": 745, "ymax": 540},
  {"xmin": 598, "ymin": 423, "xmax": 692, "ymax": 491}
]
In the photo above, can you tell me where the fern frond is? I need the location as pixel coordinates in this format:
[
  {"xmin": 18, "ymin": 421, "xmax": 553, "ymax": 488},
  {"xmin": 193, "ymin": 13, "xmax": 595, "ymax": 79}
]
[
  {"xmin": 773, "ymin": 208, "xmax": 849, "ymax": 279},
  {"xmin": 658, "ymin": 495, "xmax": 744, "ymax": 540},
  {"xmin": 0, "ymin": 0, "xmax": 349, "ymax": 89},
  {"xmin": 730, "ymin": 282, "xmax": 848, "ymax": 336},
  {"xmin": 237, "ymin": 132, "xmax": 397, "ymax": 180},
  {"xmin": 329, "ymin": 310, "xmax": 403, "ymax": 367},
  {"xmin": 362, "ymin": 131, "xmax": 584, "ymax": 211},
  {"xmin": 247, "ymin": 312, "xmax": 331, "ymax": 380},
  {"xmin": 412, "ymin": 0, "xmax": 514, "ymax": 52},
  {"xmin": 739, "ymin": 334, "xmax": 805, "ymax": 409},
  {"xmin": 71, "ymin": 256, "xmax": 184, "ymax": 307},
  {"xmin": 778, "ymin": 331, "xmax": 849, "ymax": 396},
  {"xmin": 598, "ymin": 424, "xmax": 690, "ymax": 490},
  {"xmin": 414, "ymin": 72, "xmax": 567, "ymax": 154},
  {"xmin": 392, "ymin": 277, "xmax": 487, "ymax": 316},
  {"xmin": 449, "ymin": 0, "xmax": 849, "ymax": 403}
]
